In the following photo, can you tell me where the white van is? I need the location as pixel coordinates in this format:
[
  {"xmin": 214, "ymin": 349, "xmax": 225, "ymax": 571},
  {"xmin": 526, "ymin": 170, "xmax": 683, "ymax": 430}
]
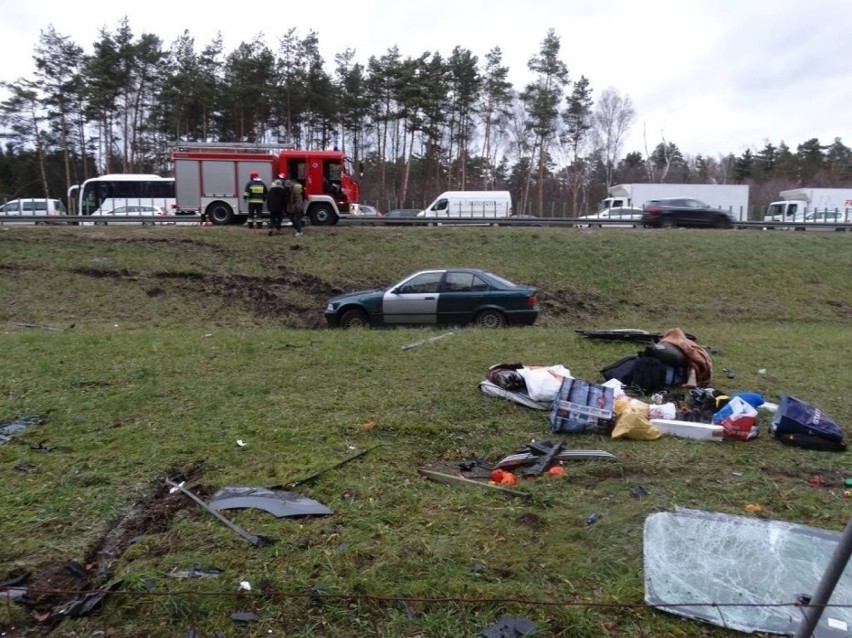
[
  {"xmin": 417, "ymin": 191, "xmax": 512, "ymax": 219},
  {"xmin": 0, "ymin": 198, "xmax": 67, "ymax": 224}
]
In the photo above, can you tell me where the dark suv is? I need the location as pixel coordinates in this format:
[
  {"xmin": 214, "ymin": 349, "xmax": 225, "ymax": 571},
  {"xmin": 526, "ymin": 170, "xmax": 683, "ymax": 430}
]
[{"xmin": 642, "ymin": 198, "xmax": 734, "ymax": 228}]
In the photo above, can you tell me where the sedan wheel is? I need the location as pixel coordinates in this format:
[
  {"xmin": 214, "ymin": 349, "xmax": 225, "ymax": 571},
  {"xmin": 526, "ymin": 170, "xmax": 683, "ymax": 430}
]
[
  {"xmin": 661, "ymin": 216, "xmax": 676, "ymax": 228},
  {"xmin": 475, "ymin": 309, "xmax": 506, "ymax": 328},
  {"xmin": 339, "ymin": 308, "xmax": 369, "ymax": 328}
]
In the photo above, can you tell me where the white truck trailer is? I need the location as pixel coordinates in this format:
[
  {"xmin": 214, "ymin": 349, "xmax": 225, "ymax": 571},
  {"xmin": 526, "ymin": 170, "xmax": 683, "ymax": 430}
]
[
  {"xmin": 762, "ymin": 188, "xmax": 852, "ymax": 223},
  {"xmin": 597, "ymin": 183, "xmax": 750, "ymax": 221}
]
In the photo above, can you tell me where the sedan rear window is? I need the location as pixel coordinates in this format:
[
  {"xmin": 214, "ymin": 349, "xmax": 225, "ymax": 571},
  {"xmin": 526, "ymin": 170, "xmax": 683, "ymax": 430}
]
[{"xmin": 483, "ymin": 272, "xmax": 518, "ymax": 288}]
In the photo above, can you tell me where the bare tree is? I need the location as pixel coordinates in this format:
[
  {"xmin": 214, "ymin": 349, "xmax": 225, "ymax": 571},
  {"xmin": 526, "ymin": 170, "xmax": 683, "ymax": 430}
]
[{"xmin": 593, "ymin": 88, "xmax": 635, "ymax": 188}]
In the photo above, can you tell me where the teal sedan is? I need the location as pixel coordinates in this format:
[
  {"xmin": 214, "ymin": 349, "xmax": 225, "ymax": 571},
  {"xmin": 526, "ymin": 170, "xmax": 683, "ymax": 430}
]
[{"xmin": 324, "ymin": 268, "xmax": 539, "ymax": 328}]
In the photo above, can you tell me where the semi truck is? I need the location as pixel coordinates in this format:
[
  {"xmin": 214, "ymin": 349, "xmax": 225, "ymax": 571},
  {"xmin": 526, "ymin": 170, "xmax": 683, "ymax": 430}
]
[
  {"xmin": 596, "ymin": 183, "xmax": 750, "ymax": 221},
  {"xmin": 171, "ymin": 144, "xmax": 361, "ymax": 225},
  {"xmin": 762, "ymin": 188, "xmax": 852, "ymax": 224}
]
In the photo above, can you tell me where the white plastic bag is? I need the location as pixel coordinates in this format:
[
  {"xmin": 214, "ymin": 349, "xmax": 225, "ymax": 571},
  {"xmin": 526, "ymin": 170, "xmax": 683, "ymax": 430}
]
[
  {"xmin": 648, "ymin": 403, "xmax": 677, "ymax": 420},
  {"xmin": 517, "ymin": 365, "xmax": 572, "ymax": 402}
]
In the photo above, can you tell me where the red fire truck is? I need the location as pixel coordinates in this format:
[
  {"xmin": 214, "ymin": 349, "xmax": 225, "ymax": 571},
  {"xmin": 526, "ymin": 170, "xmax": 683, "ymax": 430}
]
[{"xmin": 171, "ymin": 144, "xmax": 361, "ymax": 226}]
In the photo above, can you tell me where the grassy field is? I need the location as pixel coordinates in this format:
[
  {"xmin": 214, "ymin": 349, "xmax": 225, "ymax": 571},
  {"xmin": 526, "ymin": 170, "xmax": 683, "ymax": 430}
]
[{"xmin": 1, "ymin": 224, "xmax": 851, "ymax": 637}]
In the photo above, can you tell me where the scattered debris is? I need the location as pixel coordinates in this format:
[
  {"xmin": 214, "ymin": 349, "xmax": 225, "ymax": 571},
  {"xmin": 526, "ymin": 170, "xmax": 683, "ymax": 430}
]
[
  {"xmin": 283, "ymin": 446, "xmax": 375, "ymax": 489},
  {"xmin": 649, "ymin": 419, "xmax": 724, "ymax": 441},
  {"xmin": 630, "ymin": 486, "xmax": 648, "ymax": 499},
  {"xmin": 549, "ymin": 378, "xmax": 615, "ymax": 435},
  {"xmin": 55, "ymin": 579, "xmax": 123, "ymax": 618},
  {"xmin": 0, "ymin": 415, "xmax": 44, "ymax": 446},
  {"xmin": 489, "ymin": 469, "xmax": 518, "ymax": 486},
  {"xmin": 397, "ymin": 593, "xmax": 418, "ymax": 619},
  {"xmin": 480, "ymin": 614, "xmax": 537, "ymax": 637},
  {"xmin": 401, "ymin": 331, "xmax": 454, "ymax": 350},
  {"xmin": 418, "ymin": 467, "xmax": 529, "ymax": 498},
  {"xmin": 0, "ymin": 572, "xmax": 28, "ymax": 603},
  {"xmin": 230, "ymin": 611, "xmax": 260, "ymax": 625},
  {"xmin": 770, "ymin": 395, "xmax": 847, "ymax": 452},
  {"xmin": 166, "ymin": 479, "xmax": 271, "ymax": 548},
  {"xmin": 168, "ymin": 481, "xmax": 185, "ymax": 494},
  {"xmin": 1, "ymin": 586, "xmax": 27, "ymax": 603},
  {"xmin": 13, "ymin": 322, "xmax": 75, "ymax": 332},
  {"xmin": 517, "ymin": 439, "xmax": 566, "ymax": 478},
  {"xmin": 479, "ymin": 378, "xmax": 552, "ymax": 410},
  {"xmin": 575, "ymin": 328, "xmax": 697, "ymax": 342},
  {"xmin": 167, "ymin": 566, "xmax": 223, "ymax": 579},
  {"xmin": 495, "ymin": 445, "xmax": 618, "ymax": 470},
  {"xmin": 208, "ymin": 486, "xmax": 332, "ymax": 518}
]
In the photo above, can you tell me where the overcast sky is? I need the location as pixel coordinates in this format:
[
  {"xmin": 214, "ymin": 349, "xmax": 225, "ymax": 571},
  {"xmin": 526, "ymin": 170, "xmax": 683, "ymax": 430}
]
[{"xmin": 2, "ymin": 0, "xmax": 850, "ymax": 159}]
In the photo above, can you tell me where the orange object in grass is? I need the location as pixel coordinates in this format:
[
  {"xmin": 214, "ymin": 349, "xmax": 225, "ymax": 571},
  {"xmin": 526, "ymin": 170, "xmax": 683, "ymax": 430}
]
[
  {"xmin": 547, "ymin": 466, "xmax": 566, "ymax": 477},
  {"xmin": 499, "ymin": 472, "xmax": 518, "ymax": 486},
  {"xmin": 490, "ymin": 469, "xmax": 505, "ymax": 483}
]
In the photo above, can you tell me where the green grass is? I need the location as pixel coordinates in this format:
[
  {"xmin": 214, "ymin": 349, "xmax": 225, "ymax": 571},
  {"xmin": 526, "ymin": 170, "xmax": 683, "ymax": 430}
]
[{"xmin": 1, "ymin": 225, "xmax": 851, "ymax": 637}]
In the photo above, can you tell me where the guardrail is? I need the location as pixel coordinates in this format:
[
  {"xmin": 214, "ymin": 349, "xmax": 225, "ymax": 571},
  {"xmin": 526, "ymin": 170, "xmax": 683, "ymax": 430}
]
[
  {"xmin": 0, "ymin": 214, "xmax": 200, "ymax": 226},
  {"xmin": 2, "ymin": 214, "xmax": 850, "ymax": 231},
  {"xmin": 344, "ymin": 217, "xmax": 852, "ymax": 230}
]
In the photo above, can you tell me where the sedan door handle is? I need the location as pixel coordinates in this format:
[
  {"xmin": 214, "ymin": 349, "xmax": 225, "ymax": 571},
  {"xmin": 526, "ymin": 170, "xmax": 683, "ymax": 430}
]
[{"xmin": 424, "ymin": 296, "xmax": 436, "ymax": 300}]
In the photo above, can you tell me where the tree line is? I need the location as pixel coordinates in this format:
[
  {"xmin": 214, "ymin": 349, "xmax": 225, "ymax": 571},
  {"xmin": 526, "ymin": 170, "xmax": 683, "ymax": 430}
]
[{"xmin": 1, "ymin": 20, "xmax": 850, "ymax": 217}]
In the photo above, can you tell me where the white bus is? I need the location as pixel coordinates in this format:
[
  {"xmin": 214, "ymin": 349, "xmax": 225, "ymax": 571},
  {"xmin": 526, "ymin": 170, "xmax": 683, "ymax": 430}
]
[{"xmin": 68, "ymin": 174, "xmax": 176, "ymax": 216}]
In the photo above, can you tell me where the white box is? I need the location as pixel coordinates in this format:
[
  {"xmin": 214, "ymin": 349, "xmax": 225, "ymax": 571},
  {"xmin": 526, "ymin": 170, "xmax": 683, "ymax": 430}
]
[{"xmin": 650, "ymin": 419, "xmax": 724, "ymax": 441}]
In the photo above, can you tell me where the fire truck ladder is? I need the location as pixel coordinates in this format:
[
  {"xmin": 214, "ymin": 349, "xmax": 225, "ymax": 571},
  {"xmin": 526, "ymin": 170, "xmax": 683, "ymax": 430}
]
[{"xmin": 172, "ymin": 142, "xmax": 283, "ymax": 154}]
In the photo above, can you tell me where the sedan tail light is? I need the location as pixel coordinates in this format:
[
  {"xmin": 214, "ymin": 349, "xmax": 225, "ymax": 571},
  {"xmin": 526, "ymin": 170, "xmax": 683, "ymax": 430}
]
[
  {"xmin": 527, "ymin": 295, "xmax": 538, "ymax": 308},
  {"xmin": 645, "ymin": 206, "xmax": 662, "ymax": 216}
]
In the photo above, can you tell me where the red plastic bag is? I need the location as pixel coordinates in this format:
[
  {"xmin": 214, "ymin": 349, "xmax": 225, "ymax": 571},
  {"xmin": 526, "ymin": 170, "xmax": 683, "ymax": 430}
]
[{"xmin": 713, "ymin": 396, "xmax": 758, "ymax": 441}]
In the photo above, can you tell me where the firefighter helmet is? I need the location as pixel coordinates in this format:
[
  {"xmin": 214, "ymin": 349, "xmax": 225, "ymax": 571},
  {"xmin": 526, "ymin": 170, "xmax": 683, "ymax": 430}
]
[{"xmin": 250, "ymin": 171, "xmax": 260, "ymax": 179}]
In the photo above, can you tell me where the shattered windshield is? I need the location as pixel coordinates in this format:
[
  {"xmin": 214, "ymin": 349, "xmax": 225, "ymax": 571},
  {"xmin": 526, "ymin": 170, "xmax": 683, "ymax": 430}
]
[{"xmin": 644, "ymin": 508, "xmax": 852, "ymax": 636}]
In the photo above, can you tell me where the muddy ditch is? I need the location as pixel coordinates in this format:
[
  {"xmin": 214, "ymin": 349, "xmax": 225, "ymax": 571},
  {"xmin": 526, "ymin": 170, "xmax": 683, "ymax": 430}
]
[{"xmin": 4, "ymin": 462, "xmax": 210, "ymax": 629}]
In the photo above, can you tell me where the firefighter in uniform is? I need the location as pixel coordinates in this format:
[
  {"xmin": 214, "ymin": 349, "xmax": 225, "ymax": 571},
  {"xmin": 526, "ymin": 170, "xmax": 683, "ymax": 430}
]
[
  {"xmin": 243, "ymin": 171, "xmax": 268, "ymax": 229},
  {"xmin": 266, "ymin": 173, "xmax": 287, "ymax": 235}
]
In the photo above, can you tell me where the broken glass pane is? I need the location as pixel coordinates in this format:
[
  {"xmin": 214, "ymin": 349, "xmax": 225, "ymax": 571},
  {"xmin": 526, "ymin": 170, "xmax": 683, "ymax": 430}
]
[
  {"xmin": 0, "ymin": 416, "xmax": 43, "ymax": 445},
  {"xmin": 644, "ymin": 508, "xmax": 852, "ymax": 636}
]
